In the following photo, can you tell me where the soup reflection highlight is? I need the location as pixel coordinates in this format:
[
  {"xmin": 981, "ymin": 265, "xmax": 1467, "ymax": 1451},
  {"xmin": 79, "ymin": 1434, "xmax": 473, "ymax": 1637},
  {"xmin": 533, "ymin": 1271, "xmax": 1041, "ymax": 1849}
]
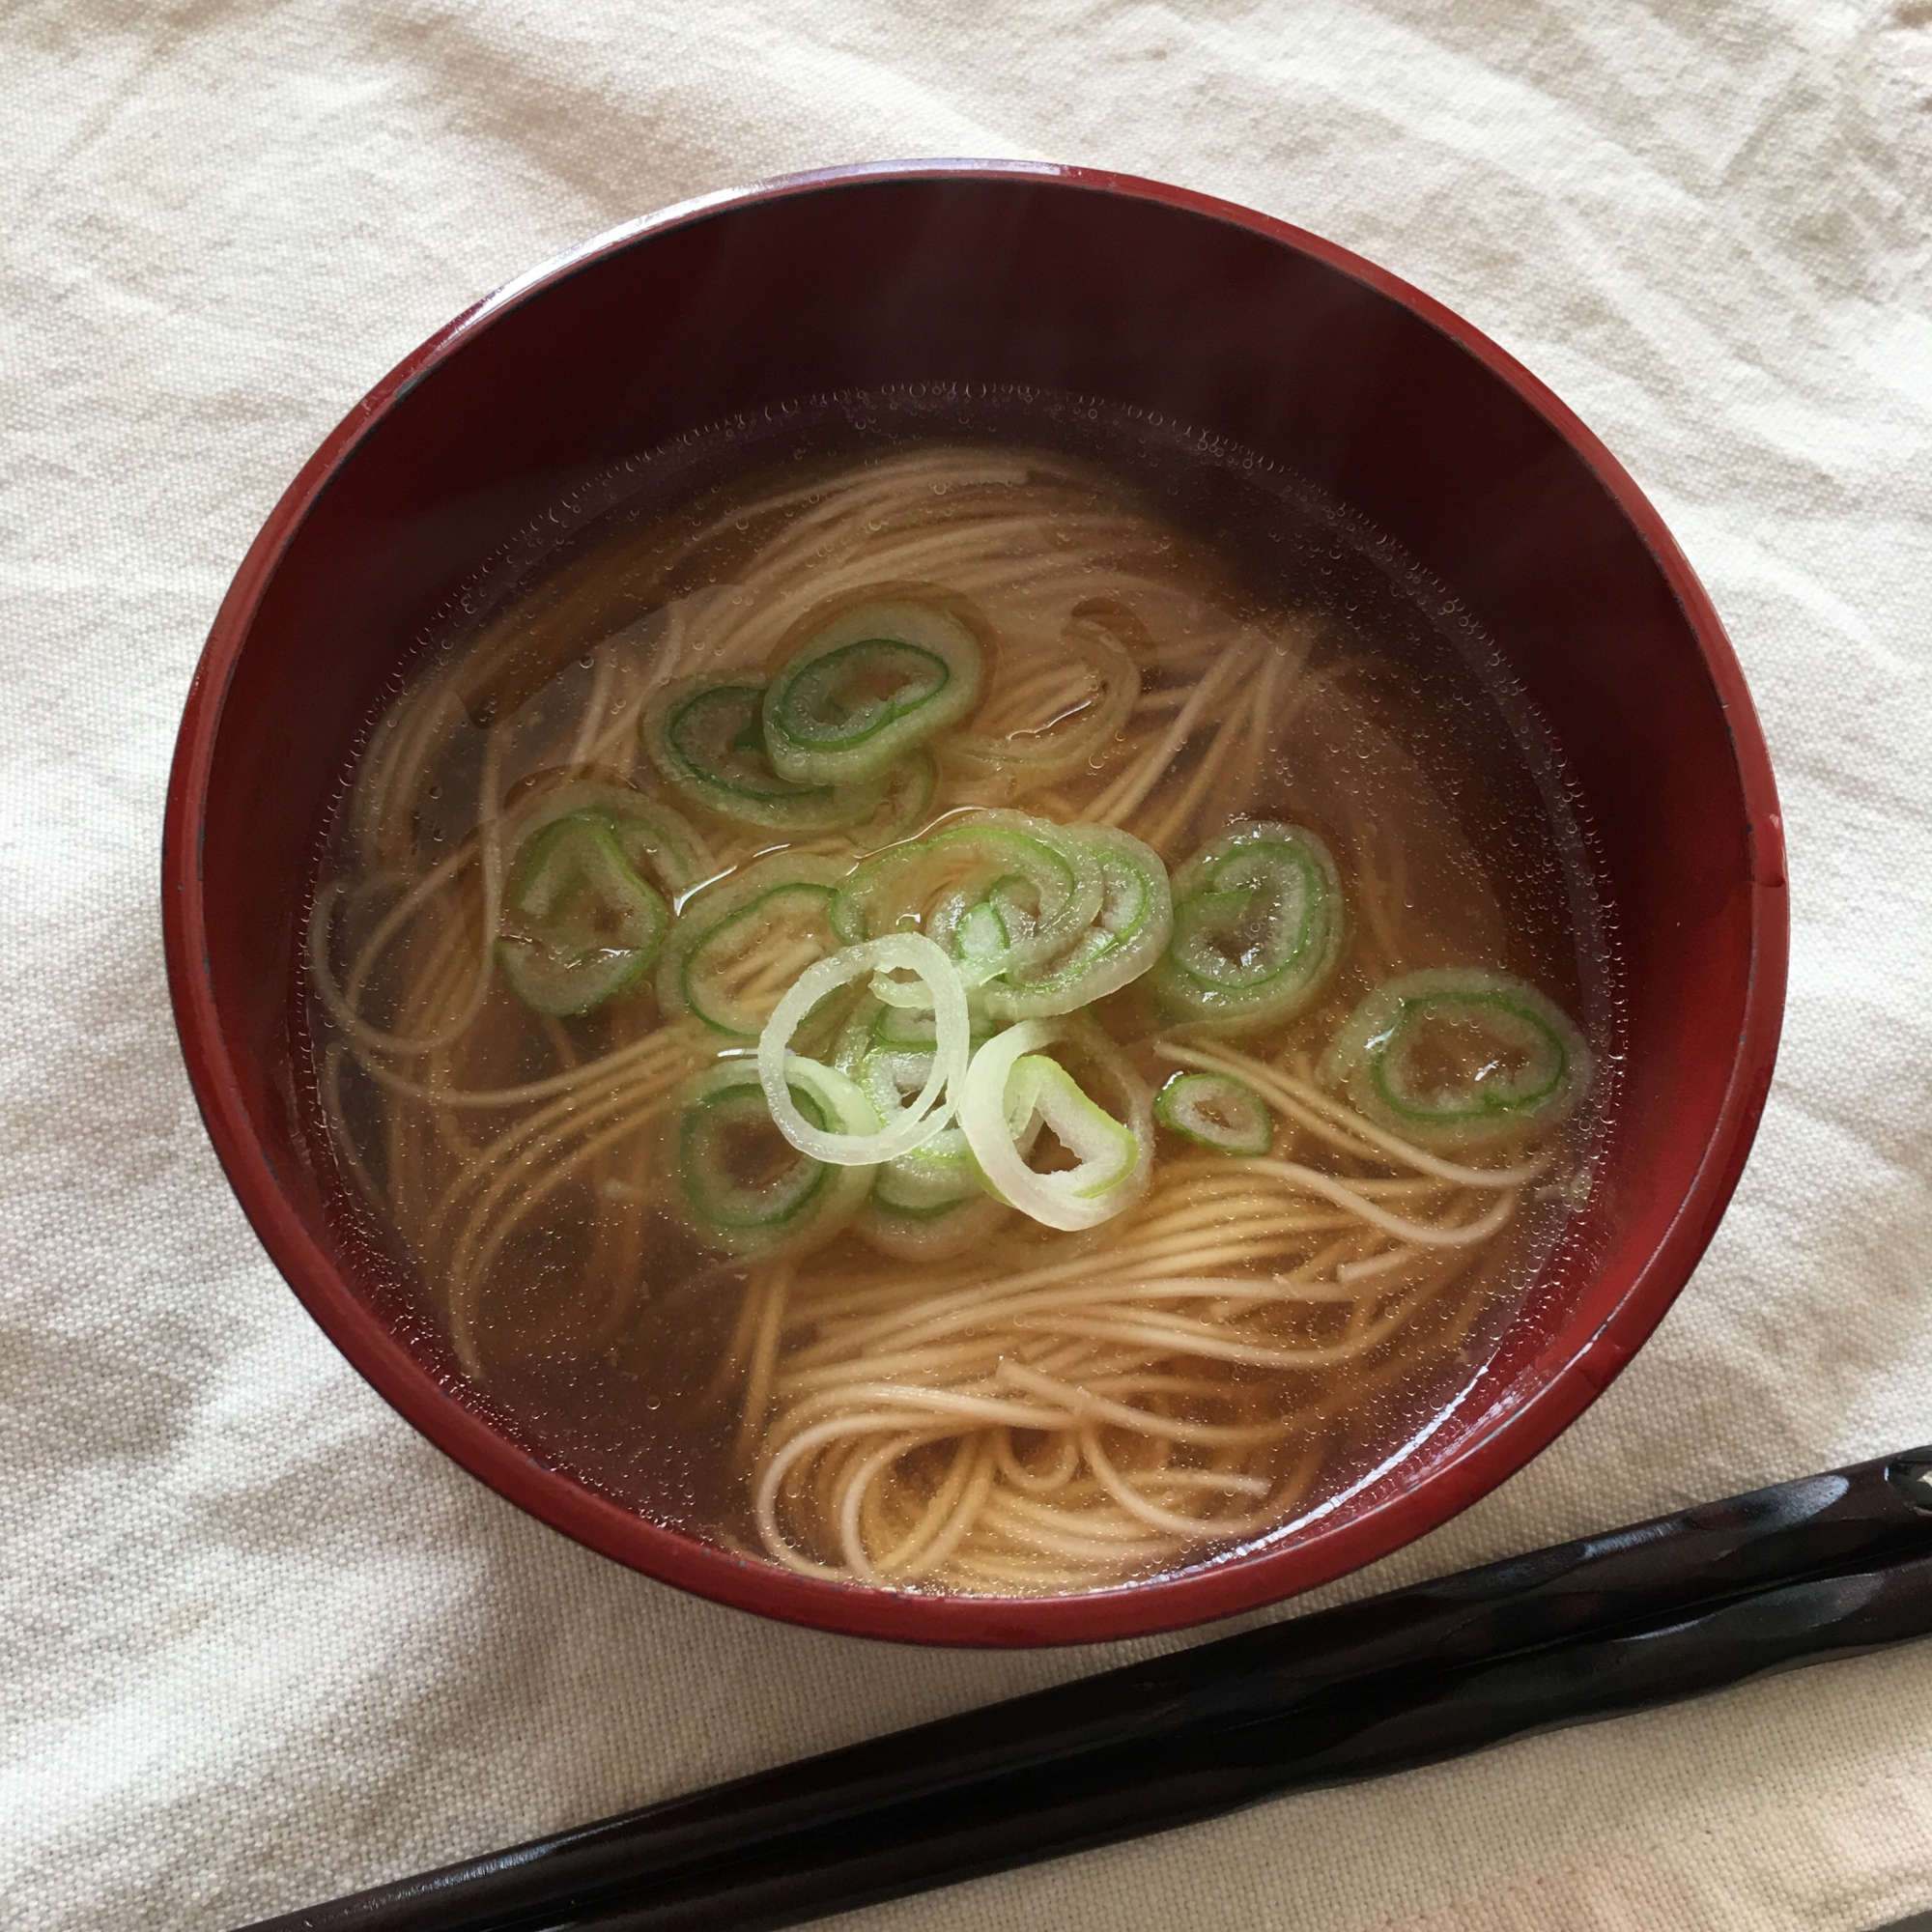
[{"xmin": 308, "ymin": 433, "xmax": 1604, "ymax": 1596}]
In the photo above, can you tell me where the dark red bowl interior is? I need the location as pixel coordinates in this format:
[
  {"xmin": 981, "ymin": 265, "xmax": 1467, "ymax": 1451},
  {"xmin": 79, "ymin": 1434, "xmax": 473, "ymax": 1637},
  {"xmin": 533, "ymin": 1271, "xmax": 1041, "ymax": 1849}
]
[{"xmin": 163, "ymin": 161, "xmax": 1786, "ymax": 1645}]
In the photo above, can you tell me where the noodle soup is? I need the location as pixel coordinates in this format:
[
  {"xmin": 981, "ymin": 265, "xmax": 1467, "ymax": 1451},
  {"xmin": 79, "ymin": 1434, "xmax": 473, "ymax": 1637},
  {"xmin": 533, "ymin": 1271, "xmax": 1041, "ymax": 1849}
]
[{"xmin": 305, "ymin": 391, "xmax": 1611, "ymax": 1597}]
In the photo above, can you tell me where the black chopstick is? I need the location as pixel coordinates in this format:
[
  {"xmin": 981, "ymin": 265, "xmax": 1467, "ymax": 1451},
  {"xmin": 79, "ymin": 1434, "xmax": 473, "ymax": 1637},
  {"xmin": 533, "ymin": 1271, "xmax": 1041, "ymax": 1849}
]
[{"xmin": 241, "ymin": 1446, "xmax": 1932, "ymax": 1932}]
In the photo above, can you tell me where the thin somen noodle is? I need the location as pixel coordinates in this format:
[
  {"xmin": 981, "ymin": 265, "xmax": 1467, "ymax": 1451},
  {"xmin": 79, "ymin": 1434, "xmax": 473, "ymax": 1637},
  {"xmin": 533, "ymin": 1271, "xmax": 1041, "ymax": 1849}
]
[{"xmin": 305, "ymin": 398, "xmax": 1608, "ymax": 1596}]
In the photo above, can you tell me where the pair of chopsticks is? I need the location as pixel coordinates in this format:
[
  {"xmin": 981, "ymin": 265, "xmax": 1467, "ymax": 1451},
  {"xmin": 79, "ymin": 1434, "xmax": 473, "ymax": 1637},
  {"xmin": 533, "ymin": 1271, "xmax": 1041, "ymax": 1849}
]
[{"xmin": 242, "ymin": 1446, "xmax": 1932, "ymax": 1932}]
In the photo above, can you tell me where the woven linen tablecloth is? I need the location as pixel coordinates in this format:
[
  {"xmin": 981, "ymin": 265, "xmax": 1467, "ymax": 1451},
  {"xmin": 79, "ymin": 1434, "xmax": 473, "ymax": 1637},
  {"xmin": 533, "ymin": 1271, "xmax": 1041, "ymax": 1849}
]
[{"xmin": 7, "ymin": 3, "xmax": 1932, "ymax": 1927}]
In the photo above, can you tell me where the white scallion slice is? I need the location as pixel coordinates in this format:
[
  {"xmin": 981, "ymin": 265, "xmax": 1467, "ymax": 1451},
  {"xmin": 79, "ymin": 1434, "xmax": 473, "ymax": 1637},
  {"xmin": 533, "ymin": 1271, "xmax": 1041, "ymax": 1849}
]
[
  {"xmin": 869, "ymin": 965, "xmax": 942, "ymax": 1010},
  {"xmin": 1319, "ymin": 968, "xmax": 1592, "ymax": 1151},
  {"xmin": 958, "ymin": 1018, "xmax": 1152, "ymax": 1232},
  {"xmin": 759, "ymin": 933, "xmax": 970, "ymax": 1166},
  {"xmin": 1153, "ymin": 1070, "xmax": 1273, "ymax": 1155},
  {"xmin": 762, "ymin": 601, "xmax": 985, "ymax": 785}
]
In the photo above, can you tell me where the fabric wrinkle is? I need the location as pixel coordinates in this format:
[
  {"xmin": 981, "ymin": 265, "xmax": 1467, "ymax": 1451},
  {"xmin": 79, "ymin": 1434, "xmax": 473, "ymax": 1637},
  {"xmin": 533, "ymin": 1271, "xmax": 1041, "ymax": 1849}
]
[{"xmin": 3, "ymin": 3, "xmax": 1930, "ymax": 1929}]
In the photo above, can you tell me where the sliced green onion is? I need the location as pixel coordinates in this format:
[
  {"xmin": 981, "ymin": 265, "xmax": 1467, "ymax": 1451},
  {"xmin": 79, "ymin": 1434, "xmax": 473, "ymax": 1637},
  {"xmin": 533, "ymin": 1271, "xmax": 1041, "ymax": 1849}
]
[
  {"xmin": 873, "ymin": 1137, "xmax": 980, "ymax": 1211},
  {"xmin": 929, "ymin": 868, "xmax": 1039, "ymax": 983},
  {"xmin": 830, "ymin": 990, "xmax": 888, "ymax": 1077},
  {"xmin": 1154, "ymin": 1070, "xmax": 1273, "ymax": 1155},
  {"xmin": 830, "ymin": 989, "xmax": 999, "ymax": 1082},
  {"xmin": 762, "ymin": 601, "xmax": 984, "ymax": 785},
  {"xmin": 862, "ymin": 1057, "xmax": 981, "ymax": 1211},
  {"xmin": 655, "ymin": 852, "xmax": 846, "ymax": 1037},
  {"xmin": 758, "ymin": 934, "xmax": 970, "ymax": 1166},
  {"xmin": 835, "ymin": 810, "xmax": 1103, "ymax": 988},
  {"xmin": 977, "ymin": 825, "xmax": 1173, "ymax": 1019},
  {"xmin": 869, "ymin": 1001, "xmax": 997, "ymax": 1053},
  {"xmin": 500, "ymin": 781, "xmax": 717, "ymax": 897},
  {"xmin": 852, "ymin": 1191, "xmax": 1011, "ymax": 1263},
  {"xmin": 671, "ymin": 1058, "xmax": 876, "ymax": 1256},
  {"xmin": 606, "ymin": 810, "xmax": 716, "ymax": 900},
  {"xmin": 495, "ymin": 812, "xmax": 668, "ymax": 1015},
  {"xmin": 640, "ymin": 678, "xmax": 890, "ymax": 832},
  {"xmin": 1319, "ymin": 968, "xmax": 1592, "ymax": 1151},
  {"xmin": 497, "ymin": 946, "xmax": 648, "ymax": 1019},
  {"xmin": 957, "ymin": 1018, "xmax": 1152, "ymax": 1232},
  {"xmin": 952, "ymin": 893, "xmax": 1017, "ymax": 967},
  {"xmin": 857, "ymin": 1042, "xmax": 1037, "ymax": 1212},
  {"xmin": 1153, "ymin": 820, "xmax": 1346, "ymax": 1035}
]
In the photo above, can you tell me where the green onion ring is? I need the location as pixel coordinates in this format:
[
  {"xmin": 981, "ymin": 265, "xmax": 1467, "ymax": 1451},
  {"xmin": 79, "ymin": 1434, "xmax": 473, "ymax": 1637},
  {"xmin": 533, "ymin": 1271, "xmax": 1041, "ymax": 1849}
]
[
  {"xmin": 759, "ymin": 933, "xmax": 971, "ymax": 1166},
  {"xmin": 762, "ymin": 600, "xmax": 984, "ymax": 785},
  {"xmin": 1319, "ymin": 967, "xmax": 1592, "ymax": 1150},
  {"xmin": 1153, "ymin": 1070, "xmax": 1274, "ymax": 1155}
]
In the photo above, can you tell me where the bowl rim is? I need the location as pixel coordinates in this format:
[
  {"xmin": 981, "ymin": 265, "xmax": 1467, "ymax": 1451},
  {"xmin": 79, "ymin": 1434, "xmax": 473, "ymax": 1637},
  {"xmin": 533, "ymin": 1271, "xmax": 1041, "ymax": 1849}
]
[{"xmin": 162, "ymin": 156, "xmax": 1788, "ymax": 1647}]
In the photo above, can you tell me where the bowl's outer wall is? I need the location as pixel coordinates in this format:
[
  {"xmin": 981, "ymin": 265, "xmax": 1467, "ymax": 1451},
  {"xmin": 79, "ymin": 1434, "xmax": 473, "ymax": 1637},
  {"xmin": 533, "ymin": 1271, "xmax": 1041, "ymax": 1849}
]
[{"xmin": 165, "ymin": 165, "xmax": 1786, "ymax": 1645}]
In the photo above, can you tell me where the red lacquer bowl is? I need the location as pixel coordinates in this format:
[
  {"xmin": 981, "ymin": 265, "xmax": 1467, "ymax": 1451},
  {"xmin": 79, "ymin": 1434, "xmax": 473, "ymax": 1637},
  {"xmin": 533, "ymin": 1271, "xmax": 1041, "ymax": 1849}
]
[{"xmin": 162, "ymin": 161, "xmax": 1786, "ymax": 1646}]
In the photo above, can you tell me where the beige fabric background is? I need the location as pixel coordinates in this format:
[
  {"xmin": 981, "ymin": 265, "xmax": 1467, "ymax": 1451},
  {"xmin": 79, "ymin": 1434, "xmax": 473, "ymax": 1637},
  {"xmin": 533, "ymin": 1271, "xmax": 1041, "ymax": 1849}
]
[{"xmin": 5, "ymin": 2, "xmax": 1932, "ymax": 1927}]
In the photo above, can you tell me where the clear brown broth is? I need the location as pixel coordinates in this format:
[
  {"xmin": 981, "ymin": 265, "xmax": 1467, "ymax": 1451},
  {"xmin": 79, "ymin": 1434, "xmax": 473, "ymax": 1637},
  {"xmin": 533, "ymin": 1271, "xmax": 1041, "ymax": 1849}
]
[{"xmin": 304, "ymin": 386, "xmax": 1615, "ymax": 1593}]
